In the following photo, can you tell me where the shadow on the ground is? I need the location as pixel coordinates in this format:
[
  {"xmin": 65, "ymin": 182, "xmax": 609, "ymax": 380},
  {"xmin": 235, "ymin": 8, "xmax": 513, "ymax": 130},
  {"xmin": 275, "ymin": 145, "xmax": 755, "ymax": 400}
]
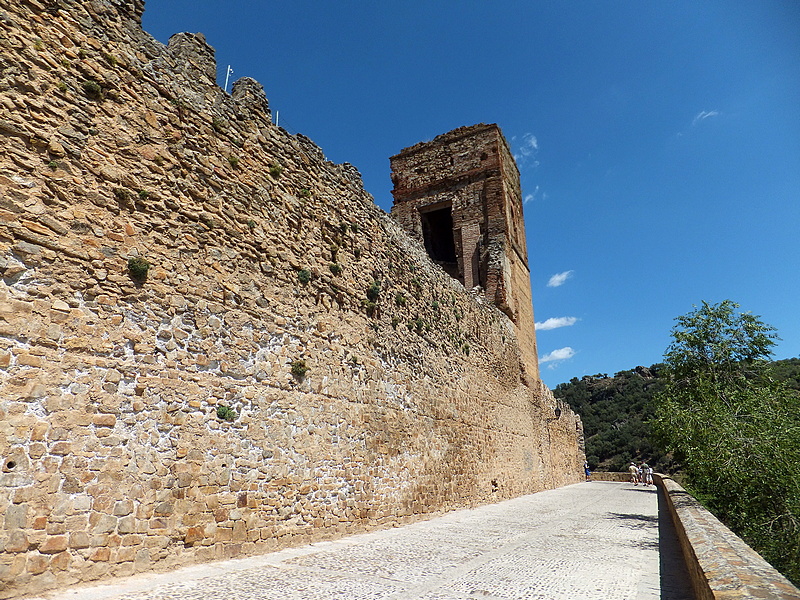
[
  {"xmin": 656, "ymin": 486, "xmax": 696, "ymax": 600},
  {"xmin": 607, "ymin": 512, "xmax": 659, "ymax": 527},
  {"xmin": 626, "ymin": 486, "xmax": 659, "ymax": 494}
]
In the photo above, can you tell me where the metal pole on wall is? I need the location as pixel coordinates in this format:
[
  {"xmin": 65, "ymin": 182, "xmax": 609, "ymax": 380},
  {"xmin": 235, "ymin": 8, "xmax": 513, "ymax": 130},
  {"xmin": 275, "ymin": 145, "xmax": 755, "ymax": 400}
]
[{"xmin": 224, "ymin": 65, "xmax": 233, "ymax": 93}]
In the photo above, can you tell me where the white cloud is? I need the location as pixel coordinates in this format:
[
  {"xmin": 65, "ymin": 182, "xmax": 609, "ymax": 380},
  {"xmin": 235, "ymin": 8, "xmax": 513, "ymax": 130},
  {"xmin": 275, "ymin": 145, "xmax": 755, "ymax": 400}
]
[
  {"xmin": 535, "ymin": 316, "xmax": 578, "ymax": 331},
  {"xmin": 539, "ymin": 347, "xmax": 576, "ymax": 364},
  {"xmin": 692, "ymin": 110, "xmax": 719, "ymax": 126},
  {"xmin": 547, "ymin": 270, "xmax": 574, "ymax": 287},
  {"xmin": 512, "ymin": 132, "xmax": 540, "ymax": 168},
  {"xmin": 523, "ymin": 185, "xmax": 540, "ymax": 205}
]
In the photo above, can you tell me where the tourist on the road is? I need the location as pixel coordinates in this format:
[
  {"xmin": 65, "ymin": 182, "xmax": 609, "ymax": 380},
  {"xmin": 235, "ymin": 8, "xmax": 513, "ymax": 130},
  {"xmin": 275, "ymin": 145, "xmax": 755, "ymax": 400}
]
[
  {"xmin": 643, "ymin": 463, "xmax": 653, "ymax": 486},
  {"xmin": 628, "ymin": 462, "xmax": 639, "ymax": 485},
  {"xmin": 584, "ymin": 461, "xmax": 591, "ymax": 481}
]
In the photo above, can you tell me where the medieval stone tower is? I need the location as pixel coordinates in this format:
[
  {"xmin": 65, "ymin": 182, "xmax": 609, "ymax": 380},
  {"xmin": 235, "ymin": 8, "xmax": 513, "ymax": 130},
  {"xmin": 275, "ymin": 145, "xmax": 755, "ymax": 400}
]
[{"xmin": 390, "ymin": 124, "xmax": 540, "ymax": 380}]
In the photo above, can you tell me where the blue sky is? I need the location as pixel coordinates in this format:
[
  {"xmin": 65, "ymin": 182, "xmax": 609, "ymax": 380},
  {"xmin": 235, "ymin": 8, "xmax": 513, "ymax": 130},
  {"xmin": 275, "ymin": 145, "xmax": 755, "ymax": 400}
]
[{"xmin": 142, "ymin": 1, "xmax": 800, "ymax": 389}]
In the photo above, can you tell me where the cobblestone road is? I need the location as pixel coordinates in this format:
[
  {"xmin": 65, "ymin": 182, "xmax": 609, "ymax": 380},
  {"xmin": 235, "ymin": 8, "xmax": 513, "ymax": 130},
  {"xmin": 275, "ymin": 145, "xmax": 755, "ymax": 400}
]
[{"xmin": 28, "ymin": 482, "xmax": 693, "ymax": 600}]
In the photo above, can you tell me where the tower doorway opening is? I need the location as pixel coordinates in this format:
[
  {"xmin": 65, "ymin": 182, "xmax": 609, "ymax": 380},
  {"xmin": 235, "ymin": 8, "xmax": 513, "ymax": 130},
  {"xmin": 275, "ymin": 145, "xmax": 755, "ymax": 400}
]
[{"xmin": 420, "ymin": 204, "xmax": 460, "ymax": 281}]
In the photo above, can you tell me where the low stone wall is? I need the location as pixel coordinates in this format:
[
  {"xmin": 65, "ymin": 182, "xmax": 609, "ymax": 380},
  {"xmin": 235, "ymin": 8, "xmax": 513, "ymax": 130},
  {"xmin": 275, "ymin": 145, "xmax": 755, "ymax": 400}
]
[{"xmin": 656, "ymin": 475, "xmax": 800, "ymax": 600}]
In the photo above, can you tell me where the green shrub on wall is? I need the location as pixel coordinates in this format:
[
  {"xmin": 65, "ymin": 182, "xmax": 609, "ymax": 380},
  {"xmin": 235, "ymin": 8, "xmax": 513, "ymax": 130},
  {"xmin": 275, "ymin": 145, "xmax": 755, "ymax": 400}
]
[
  {"xmin": 291, "ymin": 359, "xmax": 308, "ymax": 379},
  {"xmin": 127, "ymin": 257, "xmax": 150, "ymax": 281},
  {"xmin": 216, "ymin": 405, "xmax": 237, "ymax": 422},
  {"xmin": 297, "ymin": 269, "xmax": 311, "ymax": 285}
]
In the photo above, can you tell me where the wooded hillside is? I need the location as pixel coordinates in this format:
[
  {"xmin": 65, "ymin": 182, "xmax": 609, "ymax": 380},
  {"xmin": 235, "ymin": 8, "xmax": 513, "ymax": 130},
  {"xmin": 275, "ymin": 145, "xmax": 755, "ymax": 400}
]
[{"xmin": 554, "ymin": 358, "xmax": 800, "ymax": 472}]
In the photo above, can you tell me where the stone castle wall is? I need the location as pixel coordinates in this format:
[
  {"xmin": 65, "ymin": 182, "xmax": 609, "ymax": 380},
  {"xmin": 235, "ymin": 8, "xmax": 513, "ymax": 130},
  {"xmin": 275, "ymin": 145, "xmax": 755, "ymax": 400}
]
[{"xmin": 0, "ymin": 1, "xmax": 583, "ymax": 597}]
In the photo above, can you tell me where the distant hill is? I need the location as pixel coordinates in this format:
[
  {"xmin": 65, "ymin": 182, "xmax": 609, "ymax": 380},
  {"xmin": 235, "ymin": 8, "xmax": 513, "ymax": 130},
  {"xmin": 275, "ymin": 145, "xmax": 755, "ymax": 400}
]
[{"xmin": 553, "ymin": 358, "xmax": 800, "ymax": 473}]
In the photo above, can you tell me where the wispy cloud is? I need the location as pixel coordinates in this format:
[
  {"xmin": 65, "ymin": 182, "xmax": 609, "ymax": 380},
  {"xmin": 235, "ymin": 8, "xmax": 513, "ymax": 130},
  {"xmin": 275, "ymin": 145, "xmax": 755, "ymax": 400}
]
[
  {"xmin": 535, "ymin": 316, "xmax": 579, "ymax": 331},
  {"xmin": 540, "ymin": 347, "xmax": 576, "ymax": 364},
  {"xmin": 512, "ymin": 132, "xmax": 540, "ymax": 169},
  {"xmin": 547, "ymin": 270, "xmax": 574, "ymax": 287},
  {"xmin": 523, "ymin": 185, "xmax": 540, "ymax": 205},
  {"xmin": 692, "ymin": 110, "xmax": 719, "ymax": 126}
]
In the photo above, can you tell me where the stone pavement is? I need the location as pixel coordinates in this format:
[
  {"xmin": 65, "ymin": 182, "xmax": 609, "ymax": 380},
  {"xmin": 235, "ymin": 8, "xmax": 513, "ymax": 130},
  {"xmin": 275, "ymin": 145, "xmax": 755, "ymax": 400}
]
[{"xmin": 26, "ymin": 482, "xmax": 693, "ymax": 600}]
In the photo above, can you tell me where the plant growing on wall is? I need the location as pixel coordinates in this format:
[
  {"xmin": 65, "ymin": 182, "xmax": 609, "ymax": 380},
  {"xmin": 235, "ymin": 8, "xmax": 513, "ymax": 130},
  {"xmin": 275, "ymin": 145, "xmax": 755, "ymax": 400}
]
[
  {"xmin": 216, "ymin": 405, "xmax": 237, "ymax": 422},
  {"xmin": 362, "ymin": 300, "xmax": 377, "ymax": 317},
  {"xmin": 113, "ymin": 187, "xmax": 131, "ymax": 202},
  {"xmin": 127, "ymin": 257, "xmax": 150, "ymax": 281},
  {"xmin": 329, "ymin": 263, "xmax": 342, "ymax": 275},
  {"xmin": 291, "ymin": 359, "xmax": 308, "ymax": 379},
  {"xmin": 212, "ymin": 117, "xmax": 226, "ymax": 133},
  {"xmin": 297, "ymin": 269, "xmax": 311, "ymax": 285},
  {"xmin": 367, "ymin": 281, "xmax": 380, "ymax": 302},
  {"xmin": 82, "ymin": 79, "xmax": 102, "ymax": 99},
  {"xmin": 269, "ymin": 163, "xmax": 283, "ymax": 179}
]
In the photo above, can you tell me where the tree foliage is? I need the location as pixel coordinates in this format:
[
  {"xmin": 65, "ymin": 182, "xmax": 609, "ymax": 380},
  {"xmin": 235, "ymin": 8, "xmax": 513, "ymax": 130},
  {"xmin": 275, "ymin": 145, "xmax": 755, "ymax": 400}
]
[{"xmin": 652, "ymin": 300, "xmax": 800, "ymax": 584}]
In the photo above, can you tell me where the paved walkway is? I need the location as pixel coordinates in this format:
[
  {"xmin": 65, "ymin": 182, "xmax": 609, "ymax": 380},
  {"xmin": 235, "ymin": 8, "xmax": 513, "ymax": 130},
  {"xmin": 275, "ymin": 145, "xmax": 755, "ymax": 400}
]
[{"xmin": 28, "ymin": 482, "xmax": 693, "ymax": 600}]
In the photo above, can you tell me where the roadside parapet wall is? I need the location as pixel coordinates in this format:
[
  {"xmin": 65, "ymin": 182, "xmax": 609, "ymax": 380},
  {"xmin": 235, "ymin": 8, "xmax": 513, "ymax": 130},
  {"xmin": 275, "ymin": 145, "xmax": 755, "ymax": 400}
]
[{"xmin": 656, "ymin": 475, "xmax": 800, "ymax": 600}]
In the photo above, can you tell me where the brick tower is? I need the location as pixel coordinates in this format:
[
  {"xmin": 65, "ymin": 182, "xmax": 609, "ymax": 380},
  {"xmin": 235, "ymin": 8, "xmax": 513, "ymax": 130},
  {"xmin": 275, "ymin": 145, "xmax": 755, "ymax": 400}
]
[{"xmin": 390, "ymin": 123, "xmax": 540, "ymax": 380}]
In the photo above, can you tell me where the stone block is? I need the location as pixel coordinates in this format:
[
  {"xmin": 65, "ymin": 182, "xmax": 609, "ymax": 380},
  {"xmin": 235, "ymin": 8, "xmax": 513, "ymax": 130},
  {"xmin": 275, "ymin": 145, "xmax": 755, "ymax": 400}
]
[
  {"xmin": 26, "ymin": 553, "xmax": 50, "ymax": 575},
  {"xmin": 89, "ymin": 547, "xmax": 110, "ymax": 562},
  {"xmin": 93, "ymin": 414, "xmax": 117, "ymax": 428},
  {"xmin": 4, "ymin": 504, "xmax": 27, "ymax": 530},
  {"xmin": 153, "ymin": 502, "xmax": 173, "ymax": 516},
  {"xmin": 184, "ymin": 526, "xmax": 204, "ymax": 544},
  {"xmin": 91, "ymin": 514, "xmax": 117, "ymax": 534},
  {"xmin": 114, "ymin": 546, "xmax": 135, "ymax": 563},
  {"xmin": 4, "ymin": 530, "xmax": 30, "ymax": 553},
  {"xmin": 49, "ymin": 441, "xmax": 71, "ymax": 456},
  {"xmin": 113, "ymin": 500, "xmax": 134, "ymax": 516},
  {"xmin": 49, "ymin": 551, "xmax": 71, "ymax": 571},
  {"xmin": 68, "ymin": 532, "xmax": 90, "ymax": 549},
  {"xmin": 38, "ymin": 535, "xmax": 68, "ymax": 554},
  {"xmin": 117, "ymin": 517, "xmax": 135, "ymax": 534}
]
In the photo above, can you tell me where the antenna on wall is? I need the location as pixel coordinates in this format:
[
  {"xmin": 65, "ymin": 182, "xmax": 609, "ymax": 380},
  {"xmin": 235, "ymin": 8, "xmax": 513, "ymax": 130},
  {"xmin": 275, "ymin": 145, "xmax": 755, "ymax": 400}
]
[
  {"xmin": 275, "ymin": 111, "xmax": 279, "ymax": 127},
  {"xmin": 224, "ymin": 65, "xmax": 233, "ymax": 93}
]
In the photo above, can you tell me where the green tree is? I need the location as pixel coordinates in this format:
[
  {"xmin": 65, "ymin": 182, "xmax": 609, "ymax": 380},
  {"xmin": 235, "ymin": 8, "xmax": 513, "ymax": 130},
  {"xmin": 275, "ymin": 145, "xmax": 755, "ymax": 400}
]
[{"xmin": 652, "ymin": 300, "xmax": 800, "ymax": 584}]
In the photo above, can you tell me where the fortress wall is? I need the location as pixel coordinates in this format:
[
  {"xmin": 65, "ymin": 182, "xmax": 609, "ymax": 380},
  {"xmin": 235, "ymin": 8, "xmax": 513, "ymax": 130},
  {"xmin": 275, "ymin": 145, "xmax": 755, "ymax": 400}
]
[{"xmin": 0, "ymin": 1, "xmax": 583, "ymax": 597}]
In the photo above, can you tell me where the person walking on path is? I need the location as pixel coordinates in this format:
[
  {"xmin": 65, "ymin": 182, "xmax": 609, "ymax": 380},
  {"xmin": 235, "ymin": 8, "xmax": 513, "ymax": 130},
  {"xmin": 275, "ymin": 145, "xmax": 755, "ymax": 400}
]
[
  {"xmin": 643, "ymin": 463, "xmax": 653, "ymax": 486},
  {"xmin": 584, "ymin": 461, "xmax": 592, "ymax": 481},
  {"xmin": 629, "ymin": 461, "xmax": 639, "ymax": 485}
]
